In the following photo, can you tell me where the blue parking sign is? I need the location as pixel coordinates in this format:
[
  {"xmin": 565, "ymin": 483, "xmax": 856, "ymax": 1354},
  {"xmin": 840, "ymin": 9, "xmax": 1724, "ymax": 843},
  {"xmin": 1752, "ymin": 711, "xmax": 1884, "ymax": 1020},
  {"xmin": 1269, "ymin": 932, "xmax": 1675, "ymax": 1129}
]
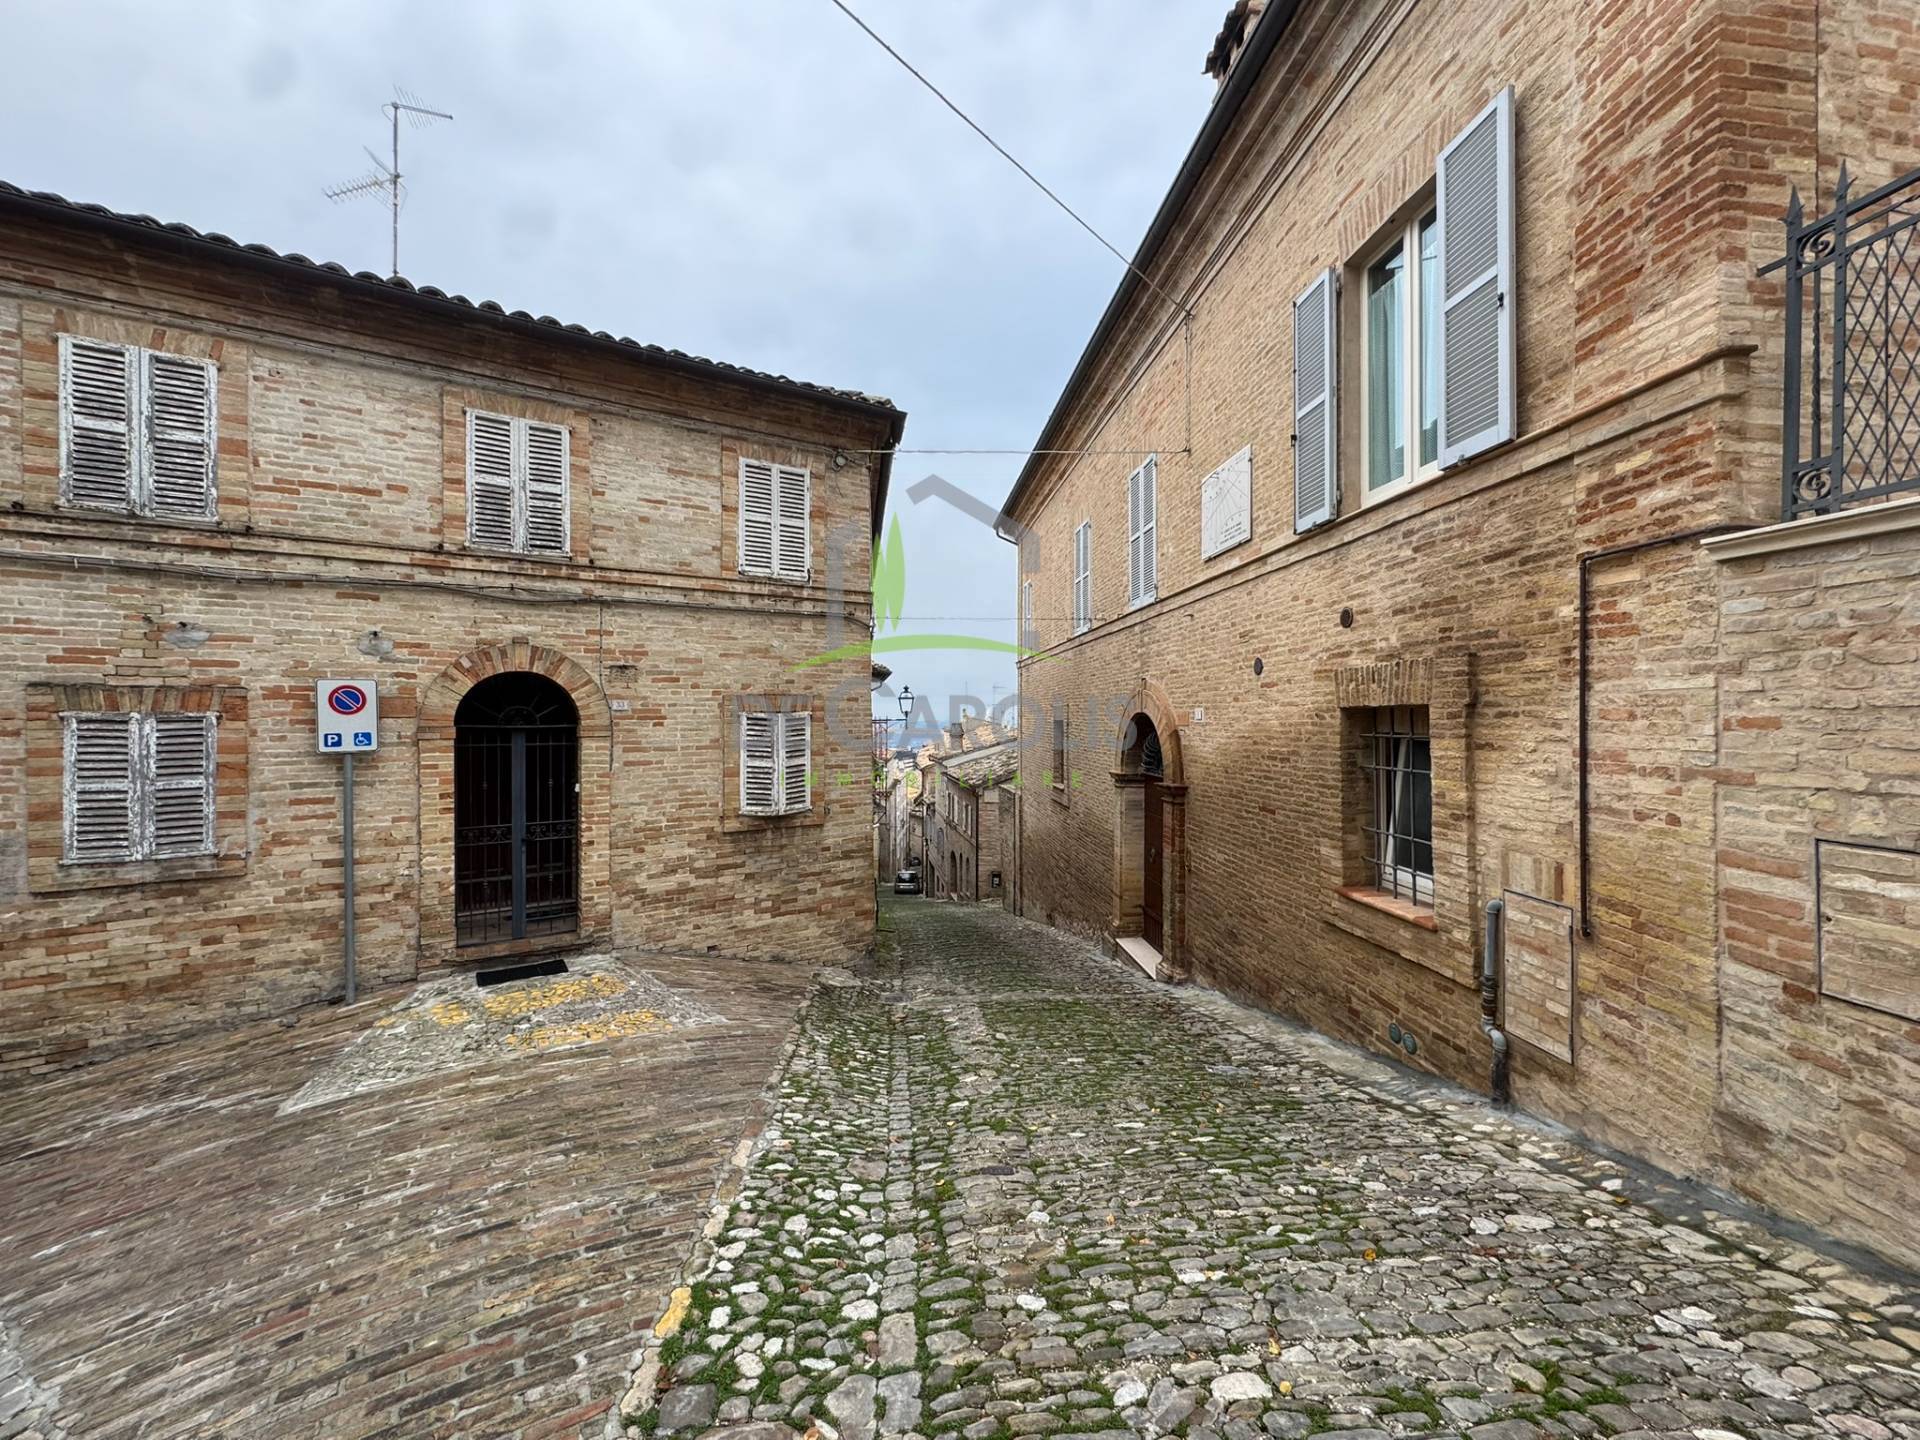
[{"xmin": 323, "ymin": 732, "xmax": 343, "ymax": 749}]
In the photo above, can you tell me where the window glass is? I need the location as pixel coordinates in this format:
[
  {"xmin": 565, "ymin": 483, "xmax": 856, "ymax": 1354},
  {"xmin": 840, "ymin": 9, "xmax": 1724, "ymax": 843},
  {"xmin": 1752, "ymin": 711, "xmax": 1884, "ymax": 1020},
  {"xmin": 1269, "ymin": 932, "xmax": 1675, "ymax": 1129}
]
[
  {"xmin": 1418, "ymin": 212, "xmax": 1441, "ymax": 468},
  {"xmin": 1390, "ymin": 735, "xmax": 1433, "ymax": 877},
  {"xmin": 1366, "ymin": 241, "xmax": 1406, "ymax": 491}
]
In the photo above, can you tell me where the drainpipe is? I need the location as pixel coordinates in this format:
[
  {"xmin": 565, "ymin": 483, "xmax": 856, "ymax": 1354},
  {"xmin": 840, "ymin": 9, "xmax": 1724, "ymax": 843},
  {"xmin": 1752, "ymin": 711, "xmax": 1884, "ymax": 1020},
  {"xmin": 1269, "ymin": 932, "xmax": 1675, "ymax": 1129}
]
[{"xmin": 1480, "ymin": 898, "xmax": 1511, "ymax": 1107}]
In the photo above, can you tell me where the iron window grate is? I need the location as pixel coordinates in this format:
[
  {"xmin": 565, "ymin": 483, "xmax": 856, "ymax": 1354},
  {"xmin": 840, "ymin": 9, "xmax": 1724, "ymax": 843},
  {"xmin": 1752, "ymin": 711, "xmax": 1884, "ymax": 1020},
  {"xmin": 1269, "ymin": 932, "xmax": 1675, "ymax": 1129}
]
[{"xmin": 1359, "ymin": 705, "xmax": 1434, "ymax": 905}]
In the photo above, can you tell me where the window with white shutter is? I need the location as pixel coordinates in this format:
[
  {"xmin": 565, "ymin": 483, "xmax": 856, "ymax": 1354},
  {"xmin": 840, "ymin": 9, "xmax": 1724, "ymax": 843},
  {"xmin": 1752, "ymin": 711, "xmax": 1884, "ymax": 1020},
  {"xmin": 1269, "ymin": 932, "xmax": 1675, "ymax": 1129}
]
[
  {"xmin": 1127, "ymin": 457, "xmax": 1157, "ymax": 608},
  {"xmin": 466, "ymin": 409, "xmax": 571, "ymax": 555},
  {"xmin": 147, "ymin": 713, "xmax": 216, "ymax": 858},
  {"xmin": 62, "ymin": 710, "xmax": 216, "ymax": 864},
  {"xmin": 1436, "ymin": 86, "xmax": 1516, "ymax": 468},
  {"xmin": 1073, "ymin": 521, "xmax": 1092, "ymax": 634},
  {"xmin": 740, "ymin": 709, "xmax": 813, "ymax": 816},
  {"xmin": 59, "ymin": 336, "xmax": 216, "ymax": 520},
  {"xmin": 1292, "ymin": 268, "xmax": 1339, "ymax": 532},
  {"xmin": 64, "ymin": 713, "xmax": 137, "ymax": 864},
  {"xmin": 780, "ymin": 712, "xmax": 812, "ymax": 814},
  {"xmin": 1020, "ymin": 580, "xmax": 1034, "ymax": 651},
  {"xmin": 739, "ymin": 458, "xmax": 811, "ymax": 581}
]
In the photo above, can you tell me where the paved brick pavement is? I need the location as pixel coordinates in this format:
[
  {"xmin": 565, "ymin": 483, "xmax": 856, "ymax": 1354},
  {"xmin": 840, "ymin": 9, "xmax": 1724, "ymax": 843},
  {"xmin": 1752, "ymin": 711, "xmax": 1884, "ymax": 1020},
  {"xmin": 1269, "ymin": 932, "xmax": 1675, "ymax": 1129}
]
[
  {"xmin": 616, "ymin": 897, "xmax": 1920, "ymax": 1440},
  {"xmin": 0, "ymin": 949, "xmax": 814, "ymax": 1440}
]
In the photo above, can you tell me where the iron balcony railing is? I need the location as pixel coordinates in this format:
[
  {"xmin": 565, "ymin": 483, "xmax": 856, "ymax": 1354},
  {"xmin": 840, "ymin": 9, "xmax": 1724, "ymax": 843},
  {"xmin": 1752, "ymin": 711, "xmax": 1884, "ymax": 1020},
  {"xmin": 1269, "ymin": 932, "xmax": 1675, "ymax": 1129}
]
[{"xmin": 1768, "ymin": 164, "xmax": 1920, "ymax": 520}]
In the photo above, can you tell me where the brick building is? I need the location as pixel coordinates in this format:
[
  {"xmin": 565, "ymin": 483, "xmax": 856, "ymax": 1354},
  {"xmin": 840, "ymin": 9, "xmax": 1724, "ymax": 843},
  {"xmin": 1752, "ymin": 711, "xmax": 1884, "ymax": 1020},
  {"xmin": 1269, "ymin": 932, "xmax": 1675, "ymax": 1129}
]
[
  {"xmin": 998, "ymin": 1, "xmax": 1920, "ymax": 1268},
  {"xmin": 931, "ymin": 740, "xmax": 1019, "ymax": 903},
  {"xmin": 0, "ymin": 183, "xmax": 903, "ymax": 1080}
]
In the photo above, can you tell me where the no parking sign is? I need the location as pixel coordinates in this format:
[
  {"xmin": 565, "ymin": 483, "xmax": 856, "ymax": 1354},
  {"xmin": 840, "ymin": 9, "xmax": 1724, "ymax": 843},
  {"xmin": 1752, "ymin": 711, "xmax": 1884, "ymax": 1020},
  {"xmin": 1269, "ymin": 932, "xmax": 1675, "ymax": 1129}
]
[{"xmin": 316, "ymin": 679, "xmax": 379, "ymax": 753}]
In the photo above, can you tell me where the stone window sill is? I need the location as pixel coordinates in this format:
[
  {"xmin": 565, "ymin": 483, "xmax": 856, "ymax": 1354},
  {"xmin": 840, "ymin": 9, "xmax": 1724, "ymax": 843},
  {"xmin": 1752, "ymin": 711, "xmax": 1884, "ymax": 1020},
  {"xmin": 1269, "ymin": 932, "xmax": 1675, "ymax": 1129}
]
[{"xmin": 1336, "ymin": 884, "xmax": 1439, "ymax": 931}]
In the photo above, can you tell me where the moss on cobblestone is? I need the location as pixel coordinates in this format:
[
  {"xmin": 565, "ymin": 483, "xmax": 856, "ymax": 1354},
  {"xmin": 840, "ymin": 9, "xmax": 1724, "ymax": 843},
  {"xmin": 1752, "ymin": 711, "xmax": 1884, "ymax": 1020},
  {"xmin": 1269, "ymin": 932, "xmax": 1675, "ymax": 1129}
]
[{"xmin": 612, "ymin": 898, "xmax": 1920, "ymax": 1440}]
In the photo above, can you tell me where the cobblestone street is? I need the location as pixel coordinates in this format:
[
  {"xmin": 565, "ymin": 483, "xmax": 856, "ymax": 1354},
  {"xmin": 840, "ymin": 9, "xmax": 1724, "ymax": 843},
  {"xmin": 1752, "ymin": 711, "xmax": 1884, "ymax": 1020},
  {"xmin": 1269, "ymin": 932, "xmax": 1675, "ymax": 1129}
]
[
  {"xmin": 0, "ymin": 951, "xmax": 809, "ymax": 1440},
  {"xmin": 620, "ymin": 898, "xmax": 1920, "ymax": 1440}
]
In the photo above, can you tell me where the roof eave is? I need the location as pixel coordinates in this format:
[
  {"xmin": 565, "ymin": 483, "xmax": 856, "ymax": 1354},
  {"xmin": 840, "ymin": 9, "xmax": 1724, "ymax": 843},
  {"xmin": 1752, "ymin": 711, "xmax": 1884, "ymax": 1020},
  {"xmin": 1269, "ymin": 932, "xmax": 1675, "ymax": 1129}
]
[
  {"xmin": 0, "ymin": 184, "xmax": 905, "ymax": 530},
  {"xmin": 993, "ymin": 0, "xmax": 1300, "ymax": 539}
]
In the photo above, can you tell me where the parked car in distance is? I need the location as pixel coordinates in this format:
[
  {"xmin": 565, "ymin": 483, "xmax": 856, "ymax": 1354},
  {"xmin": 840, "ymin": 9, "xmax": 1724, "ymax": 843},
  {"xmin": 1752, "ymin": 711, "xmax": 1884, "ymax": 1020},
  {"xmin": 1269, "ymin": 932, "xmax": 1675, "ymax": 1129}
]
[{"xmin": 893, "ymin": 867, "xmax": 921, "ymax": 895}]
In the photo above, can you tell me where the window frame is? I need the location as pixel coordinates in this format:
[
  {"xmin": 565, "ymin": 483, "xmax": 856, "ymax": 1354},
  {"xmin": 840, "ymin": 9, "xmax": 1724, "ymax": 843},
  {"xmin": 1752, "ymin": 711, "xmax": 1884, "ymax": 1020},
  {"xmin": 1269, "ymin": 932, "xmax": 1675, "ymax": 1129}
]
[
  {"xmin": 57, "ymin": 335, "xmax": 218, "ymax": 523},
  {"xmin": 1050, "ymin": 714, "xmax": 1068, "ymax": 793},
  {"xmin": 1361, "ymin": 706, "xmax": 1434, "ymax": 906},
  {"xmin": 61, "ymin": 710, "xmax": 218, "ymax": 866},
  {"xmin": 737, "ymin": 457, "xmax": 812, "ymax": 582},
  {"xmin": 738, "ymin": 708, "xmax": 813, "ymax": 817},
  {"xmin": 464, "ymin": 408, "xmax": 573, "ymax": 556},
  {"xmin": 1359, "ymin": 209, "xmax": 1442, "ymax": 510}
]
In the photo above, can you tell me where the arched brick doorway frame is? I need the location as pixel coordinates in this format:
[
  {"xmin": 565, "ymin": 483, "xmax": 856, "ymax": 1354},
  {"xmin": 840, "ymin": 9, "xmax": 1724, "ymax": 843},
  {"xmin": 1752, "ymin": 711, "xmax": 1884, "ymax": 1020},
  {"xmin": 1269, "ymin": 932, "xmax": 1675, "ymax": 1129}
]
[
  {"xmin": 419, "ymin": 639, "xmax": 612, "ymax": 967},
  {"xmin": 1111, "ymin": 678, "xmax": 1188, "ymax": 981}
]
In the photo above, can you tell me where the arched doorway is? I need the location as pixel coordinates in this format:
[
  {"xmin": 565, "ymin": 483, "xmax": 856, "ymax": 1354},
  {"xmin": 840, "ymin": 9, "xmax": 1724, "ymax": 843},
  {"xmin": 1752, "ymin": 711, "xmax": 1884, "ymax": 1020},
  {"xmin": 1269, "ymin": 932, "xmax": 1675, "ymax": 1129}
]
[
  {"xmin": 1112, "ymin": 680, "xmax": 1188, "ymax": 981},
  {"xmin": 454, "ymin": 672, "xmax": 580, "ymax": 946}
]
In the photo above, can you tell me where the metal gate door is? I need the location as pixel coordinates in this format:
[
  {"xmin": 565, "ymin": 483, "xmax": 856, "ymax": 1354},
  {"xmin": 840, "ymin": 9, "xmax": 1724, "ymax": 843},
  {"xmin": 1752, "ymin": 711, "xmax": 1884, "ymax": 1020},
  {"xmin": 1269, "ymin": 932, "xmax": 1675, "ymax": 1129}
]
[{"xmin": 454, "ymin": 674, "xmax": 579, "ymax": 946}]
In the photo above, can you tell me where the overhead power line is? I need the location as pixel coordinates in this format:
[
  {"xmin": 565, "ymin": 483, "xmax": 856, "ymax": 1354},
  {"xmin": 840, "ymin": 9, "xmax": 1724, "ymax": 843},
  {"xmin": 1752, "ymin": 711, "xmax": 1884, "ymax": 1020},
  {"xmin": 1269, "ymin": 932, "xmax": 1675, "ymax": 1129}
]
[{"xmin": 823, "ymin": 0, "xmax": 1194, "ymax": 324}]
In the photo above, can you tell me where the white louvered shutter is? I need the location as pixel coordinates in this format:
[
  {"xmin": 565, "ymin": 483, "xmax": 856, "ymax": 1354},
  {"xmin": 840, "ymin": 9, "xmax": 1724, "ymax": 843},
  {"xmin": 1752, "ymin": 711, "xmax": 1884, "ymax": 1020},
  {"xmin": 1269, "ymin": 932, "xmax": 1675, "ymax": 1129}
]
[
  {"xmin": 60, "ymin": 337, "xmax": 136, "ymax": 511},
  {"xmin": 147, "ymin": 713, "xmax": 216, "ymax": 857},
  {"xmin": 144, "ymin": 353, "xmax": 217, "ymax": 519},
  {"xmin": 1436, "ymin": 86, "xmax": 1516, "ymax": 467},
  {"xmin": 780, "ymin": 712, "xmax": 812, "ymax": 813},
  {"xmin": 1292, "ymin": 266, "xmax": 1339, "ymax": 532},
  {"xmin": 64, "ymin": 713, "xmax": 137, "ymax": 863},
  {"xmin": 740, "ymin": 712, "xmax": 779, "ymax": 814},
  {"xmin": 467, "ymin": 411, "xmax": 517, "ymax": 550},
  {"xmin": 774, "ymin": 464, "xmax": 811, "ymax": 580},
  {"xmin": 739, "ymin": 459, "xmax": 778, "ymax": 576},
  {"xmin": 1020, "ymin": 580, "xmax": 1033, "ymax": 650},
  {"xmin": 1138, "ymin": 457, "xmax": 1157, "ymax": 600},
  {"xmin": 522, "ymin": 420, "xmax": 570, "ymax": 554}
]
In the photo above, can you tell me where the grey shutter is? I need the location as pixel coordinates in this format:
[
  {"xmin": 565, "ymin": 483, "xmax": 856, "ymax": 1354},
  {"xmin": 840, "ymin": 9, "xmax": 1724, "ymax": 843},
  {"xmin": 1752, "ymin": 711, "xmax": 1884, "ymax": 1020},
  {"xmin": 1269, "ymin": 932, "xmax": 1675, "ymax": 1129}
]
[
  {"xmin": 739, "ymin": 459, "xmax": 778, "ymax": 575},
  {"xmin": 148, "ymin": 713, "xmax": 216, "ymax": 857},
  {"xmin": 780, "ymin": 712, "xmax": 812, "ymax": 813},
  {"xmin": 60, "ymin": 337, "xmax": 136, "ymax": 511},
  {"xmin": 64, "ymin": 713, "xmax": 137, "ymax": 863},
  {"xmin": 774, "ymin": 464, "xmax": 810, "ymax": 580},
  {"xmin": 522, "ymin": 420, "xmax": 570, "ymax": 554},
  {"xmin": 1436, "ymin": 86, "xmax": 1516, "ymax": 467},
  {"xmin": 740, "ymin": 711, "xmax": 778, "ymax": 814},
  {"xmin": 144, "ymin": 352, "xmax": 217, "ymax": 520},
  {"xmin": 1020, "ymin": 580, "xmax": 1033, "ymax": 650},
  {"xmin": 1138, "ymin": 457, "xmax": 1157, "ymax": 599},
  {"xmin": 1073, "ymin": 522, "xmax": 1091, "ymax": 633},
  {"xmin": 1127, "ymin": 466, "xmax": 1144, "ymax": 604},
  {"xmin": 467, "ymin": 411, "xmax": 517, "ymax": 549},
  {"xmin": 1292, "ymin": 266, "xmax": 1339, "ymax": 532}
]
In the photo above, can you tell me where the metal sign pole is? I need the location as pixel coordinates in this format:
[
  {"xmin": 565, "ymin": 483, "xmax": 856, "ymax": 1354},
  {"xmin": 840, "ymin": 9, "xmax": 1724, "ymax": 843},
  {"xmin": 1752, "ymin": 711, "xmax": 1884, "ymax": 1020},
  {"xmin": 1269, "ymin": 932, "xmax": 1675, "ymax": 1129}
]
[{"xmin": 343, "ymin": 752, "xmax": 357, "ymax": 1005}]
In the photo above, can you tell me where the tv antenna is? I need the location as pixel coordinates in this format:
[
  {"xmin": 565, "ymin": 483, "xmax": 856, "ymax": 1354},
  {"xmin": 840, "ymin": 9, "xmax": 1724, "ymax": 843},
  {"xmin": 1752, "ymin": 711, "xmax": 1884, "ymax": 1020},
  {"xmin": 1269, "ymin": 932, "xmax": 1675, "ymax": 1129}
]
[{"xmin": 325, "ymin": 89, "xmax": 453, "ymax": 278}]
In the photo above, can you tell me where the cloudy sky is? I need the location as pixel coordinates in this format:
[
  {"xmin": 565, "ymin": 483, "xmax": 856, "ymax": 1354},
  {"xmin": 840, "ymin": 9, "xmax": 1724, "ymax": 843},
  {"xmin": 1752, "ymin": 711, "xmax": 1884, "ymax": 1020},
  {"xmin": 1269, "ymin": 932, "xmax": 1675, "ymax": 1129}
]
[{"xmin": 0, "ymin": 0, "xmax": 1219, "ymax": 733}]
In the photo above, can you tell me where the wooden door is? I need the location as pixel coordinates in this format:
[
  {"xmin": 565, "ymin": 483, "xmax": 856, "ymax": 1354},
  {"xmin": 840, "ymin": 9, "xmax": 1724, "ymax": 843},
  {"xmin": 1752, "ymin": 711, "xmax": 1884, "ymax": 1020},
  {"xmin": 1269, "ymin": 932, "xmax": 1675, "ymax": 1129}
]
[{"xmin": 1142, "ymin": 776, "xmax": 1164, "ymax": 949}]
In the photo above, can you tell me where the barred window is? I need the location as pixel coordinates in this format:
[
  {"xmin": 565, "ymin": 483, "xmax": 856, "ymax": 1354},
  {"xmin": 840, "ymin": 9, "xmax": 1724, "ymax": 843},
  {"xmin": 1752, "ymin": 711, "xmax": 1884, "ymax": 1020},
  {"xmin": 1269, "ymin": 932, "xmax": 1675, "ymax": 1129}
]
[
  {"xmin": 1361, "ymin": 705, "xmax": 1432, "ymax": 904},
  {"xmin": 1051, "ymin": 715, "xmax": 1067, "ymax": 789}
]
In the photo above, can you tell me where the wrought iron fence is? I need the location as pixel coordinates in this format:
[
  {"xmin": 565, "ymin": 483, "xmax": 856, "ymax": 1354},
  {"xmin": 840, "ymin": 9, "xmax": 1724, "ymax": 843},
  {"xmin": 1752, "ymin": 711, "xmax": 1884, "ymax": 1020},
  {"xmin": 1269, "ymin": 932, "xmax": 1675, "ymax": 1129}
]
[{"xmin": 1769, "ymin": 165, "xmax": 1920, "ymax": 520}]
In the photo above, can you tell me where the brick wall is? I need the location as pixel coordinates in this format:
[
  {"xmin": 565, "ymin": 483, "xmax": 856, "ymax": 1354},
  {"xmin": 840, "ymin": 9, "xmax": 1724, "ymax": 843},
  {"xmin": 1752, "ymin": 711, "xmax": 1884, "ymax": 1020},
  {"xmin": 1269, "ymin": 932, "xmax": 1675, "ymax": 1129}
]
[
  {"xmin": 0, "ymin": 211, "xmax": 895, "ymax": 1079},
  {"xmin": 1003, "ymin": 0, "xmax": 1920, "ymax": 1268}
]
